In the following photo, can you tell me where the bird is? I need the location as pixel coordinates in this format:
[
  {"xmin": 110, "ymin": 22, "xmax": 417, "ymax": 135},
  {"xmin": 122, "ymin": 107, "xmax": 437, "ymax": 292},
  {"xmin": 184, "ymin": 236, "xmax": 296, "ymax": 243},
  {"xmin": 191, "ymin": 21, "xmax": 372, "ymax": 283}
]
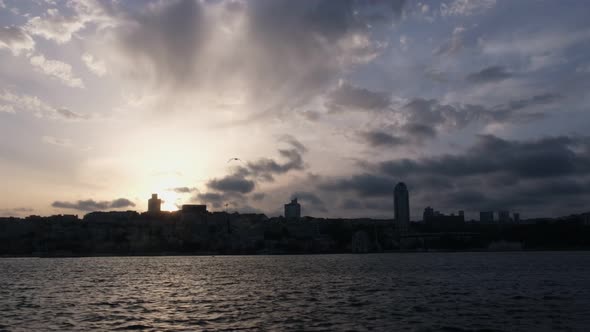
[{"xmin": 227, "ymin": 157, "xmax": 241, "ymax": 163}]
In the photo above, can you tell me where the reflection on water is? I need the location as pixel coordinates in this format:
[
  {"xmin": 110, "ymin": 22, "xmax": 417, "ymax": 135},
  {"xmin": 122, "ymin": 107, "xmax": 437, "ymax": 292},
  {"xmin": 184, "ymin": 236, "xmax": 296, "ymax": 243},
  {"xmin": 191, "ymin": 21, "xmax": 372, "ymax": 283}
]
[{"xmin": 1, "ymin": 252, "xmax": 590, "ymax": 331}]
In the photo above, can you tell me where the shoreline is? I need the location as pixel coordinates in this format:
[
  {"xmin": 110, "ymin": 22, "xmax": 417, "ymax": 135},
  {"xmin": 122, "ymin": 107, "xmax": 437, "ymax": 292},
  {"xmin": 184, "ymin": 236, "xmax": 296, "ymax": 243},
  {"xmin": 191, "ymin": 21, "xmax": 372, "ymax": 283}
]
[{"xmin": 2, "ymin": 248, "xmax": 590, "ymax": 258}]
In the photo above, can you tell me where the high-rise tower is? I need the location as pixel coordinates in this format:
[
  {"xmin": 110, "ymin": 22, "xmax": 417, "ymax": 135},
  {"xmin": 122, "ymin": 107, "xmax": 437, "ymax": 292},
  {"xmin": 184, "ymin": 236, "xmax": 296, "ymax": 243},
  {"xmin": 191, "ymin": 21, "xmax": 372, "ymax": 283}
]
[{"xmin": 394, "ymin": 182, "xmax": 410, "ymax": 234}]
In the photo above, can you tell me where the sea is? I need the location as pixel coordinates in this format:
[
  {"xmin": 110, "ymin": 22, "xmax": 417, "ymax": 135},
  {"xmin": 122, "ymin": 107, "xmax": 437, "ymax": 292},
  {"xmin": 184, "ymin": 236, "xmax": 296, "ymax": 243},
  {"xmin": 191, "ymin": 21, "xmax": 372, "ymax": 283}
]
[{"xmin": 1, "ymin": 252, "xmax": 590, "ymax": 331}]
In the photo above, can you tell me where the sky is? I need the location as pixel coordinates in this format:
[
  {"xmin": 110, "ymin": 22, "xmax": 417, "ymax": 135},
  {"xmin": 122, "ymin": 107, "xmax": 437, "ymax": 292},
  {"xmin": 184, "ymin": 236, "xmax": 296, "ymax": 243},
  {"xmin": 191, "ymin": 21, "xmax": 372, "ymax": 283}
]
[{"xmin": 1, "ymin": 0, "xmax": 589, "ymax": 220}]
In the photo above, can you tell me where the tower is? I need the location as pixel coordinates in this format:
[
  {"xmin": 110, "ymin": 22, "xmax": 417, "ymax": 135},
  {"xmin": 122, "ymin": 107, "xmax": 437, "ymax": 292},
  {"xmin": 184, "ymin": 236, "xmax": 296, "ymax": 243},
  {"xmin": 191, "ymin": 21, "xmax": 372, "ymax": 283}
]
[
  {"xmin": 284, "ymin": 198, "xmax": 301, "ymax": 219},
  {"xmin": 148, "ymin": 193, "xmax": 161, "ymax": 214},
  {"xmin": 394, "ymin": 182, "xmax": 410, "ymax": 234}
]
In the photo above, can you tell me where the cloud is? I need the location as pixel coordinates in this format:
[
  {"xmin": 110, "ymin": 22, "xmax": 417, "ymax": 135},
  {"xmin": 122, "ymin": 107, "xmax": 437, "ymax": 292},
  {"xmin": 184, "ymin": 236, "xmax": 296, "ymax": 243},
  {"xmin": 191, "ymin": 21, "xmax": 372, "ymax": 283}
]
[
  {"xmin": 237, "ymin": 138, "xmax": 308, "ymax": 182},
  {"xmin": 326, "ymin": 82, "xmax": 391, "ymax": 112},
  {"xmin": 42, "ymin": 136, "xmax": 73, "ymax": 148},
  {"xmin": 378, "ymin": 135, "xmax": 590, "ymax": 179},
  {"xmin": 29, "ymin": 54, "xmax": 85, "ymax": 88},
  {"xmin": 479, "ymin": 29, "xmax": 590, "ymax": 68},
  {"xmin": 168, "ymin": 187, "xmax": 196, "ymax": 194},
  {"xmin": 194, "ymin": 192, "xmax": 225, "ymax": 209},
  {"xmin": 25, "ymin": 1, "xmax": 114, "ymax": 44},
  {"xmin": 0, "ymin": 26, "xmax": 35, "ymax": 55},
  {"xmin": 56, "ymin": 108, "xmax": 87, "ymax": 120},
  {"xmin": 107, "ymin": 0, "xmax": 406, "ymax": 116},
  {"xmin": 0, "ymin": 89, "xmax": 87, "ymax": 120},
  {"xmin": 400, "ymin": 94, "xmax": 562, "ymax": 131},
  {"xmin": 317, "ymin": 135, "xmax": 590, "ymax": 217},
  {"xmin": 52, "ymin": 198, "xmax": 136, "ymax": 211},
  {"xmin": 279, "ymin": 135, "xmax": 307, "ymax": 153},
  {"xmin": 251, "ymin": 193, "xmax": 266, "ymax": 201},
  {"xmin": 361, "ymin": 130, "xmax": 405, "ymax": 147},
  {"xmin": 402, "ymin": 123, "xmax": 437, "ymax": 141},
  {"xmin": 440, "ymin": 0, "xmax": 496, "ymax": 17},
  {"xmin": 207, "ymin": 175, "xmax": 255, "ymax": 194},
  {"xmin": 434, "ymin": 26, "xmax": 465, "ymax": 55},
  {"xmin": 319, "ymin": 174, "xmax": 396, "ymax": 197},
  {"xmin": 82, "ymin": 53, "xmax": 106, "ymax": 76},
  {"xmin": 291, "ymin": 191, "xmax": 327, "ymax": 212},
  {"xmin": 466, "ymin": 66, "xmax": 513, "ymax": 84},
  {"xmin": 194, "ymin": 137, "xmax": 308, "ymax": 209}
]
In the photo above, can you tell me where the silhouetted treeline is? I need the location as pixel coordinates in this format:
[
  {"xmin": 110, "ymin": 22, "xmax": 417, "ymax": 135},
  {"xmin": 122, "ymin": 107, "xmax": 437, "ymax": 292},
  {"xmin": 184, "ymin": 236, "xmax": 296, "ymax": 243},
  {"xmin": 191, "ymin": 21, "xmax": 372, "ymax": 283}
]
[{"xmin": 1, "ymin": 211, "xmax": 590, "ymax": 256}]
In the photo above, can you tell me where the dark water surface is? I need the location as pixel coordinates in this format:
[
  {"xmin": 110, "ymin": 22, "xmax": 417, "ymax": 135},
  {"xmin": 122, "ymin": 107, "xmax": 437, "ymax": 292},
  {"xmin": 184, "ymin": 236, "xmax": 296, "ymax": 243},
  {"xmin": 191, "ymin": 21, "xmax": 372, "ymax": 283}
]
[{"xmin": 1, "ymin": 252, "xmax": 590, "ymax": 331}]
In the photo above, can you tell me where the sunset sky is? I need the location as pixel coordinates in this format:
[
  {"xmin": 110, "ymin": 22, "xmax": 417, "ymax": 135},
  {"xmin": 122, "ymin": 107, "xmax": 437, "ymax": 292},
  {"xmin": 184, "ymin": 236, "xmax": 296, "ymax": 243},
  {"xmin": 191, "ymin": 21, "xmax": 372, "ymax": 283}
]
[{"xmin": 1, "ymin": 0, "xmax": 589, "ymax": 219}]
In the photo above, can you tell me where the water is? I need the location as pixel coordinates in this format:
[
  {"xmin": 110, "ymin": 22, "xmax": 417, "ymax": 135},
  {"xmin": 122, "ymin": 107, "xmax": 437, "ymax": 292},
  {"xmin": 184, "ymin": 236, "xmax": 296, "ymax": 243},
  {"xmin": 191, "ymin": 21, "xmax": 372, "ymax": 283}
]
[{"xmin": 1, "ymin": 252, "xmax": 589, "ymax": 331}]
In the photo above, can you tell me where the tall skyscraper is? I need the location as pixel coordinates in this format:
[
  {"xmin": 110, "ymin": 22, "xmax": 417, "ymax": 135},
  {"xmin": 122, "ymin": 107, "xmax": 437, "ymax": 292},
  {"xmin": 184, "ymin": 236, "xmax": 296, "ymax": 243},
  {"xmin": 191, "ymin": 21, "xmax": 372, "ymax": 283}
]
[
  {"xmin": 148, "ymin": 194, "xmax": 161, "ymax": 214},
  {"xmin": 394, "ymin": 182, "xmax": 410, "ymax": 234}
]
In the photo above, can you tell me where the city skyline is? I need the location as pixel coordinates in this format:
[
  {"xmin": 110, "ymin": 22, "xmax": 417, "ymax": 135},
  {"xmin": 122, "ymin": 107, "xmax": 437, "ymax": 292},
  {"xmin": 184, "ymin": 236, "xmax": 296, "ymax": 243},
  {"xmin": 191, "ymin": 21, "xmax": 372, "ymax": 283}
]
[{"xmin": 1, "ymin": 0, "xmax": 590, "ymax": 219}]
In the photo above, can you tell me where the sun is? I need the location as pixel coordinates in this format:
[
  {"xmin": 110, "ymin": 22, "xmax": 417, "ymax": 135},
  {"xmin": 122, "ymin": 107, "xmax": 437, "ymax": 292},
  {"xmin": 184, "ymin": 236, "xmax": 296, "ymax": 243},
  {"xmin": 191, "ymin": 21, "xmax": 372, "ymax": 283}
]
[{"xmin": 159, "ymin": 191, "xmax": 181, "ymax": 211}]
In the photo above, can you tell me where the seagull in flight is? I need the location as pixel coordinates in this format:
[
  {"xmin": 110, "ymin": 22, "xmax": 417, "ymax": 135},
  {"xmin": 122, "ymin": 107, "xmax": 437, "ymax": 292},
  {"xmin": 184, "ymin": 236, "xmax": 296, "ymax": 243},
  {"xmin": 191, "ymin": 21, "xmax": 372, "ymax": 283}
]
[{"xmin": 227, "ymin": 157, "xmax": 242, "ymax": 163}]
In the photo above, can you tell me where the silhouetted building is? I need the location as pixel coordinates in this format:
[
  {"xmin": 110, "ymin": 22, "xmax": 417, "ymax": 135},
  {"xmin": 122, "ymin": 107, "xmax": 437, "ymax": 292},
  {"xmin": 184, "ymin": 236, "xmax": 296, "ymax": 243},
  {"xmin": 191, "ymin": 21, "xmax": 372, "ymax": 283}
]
[
  {"xmin": 394, "ymin": 182, "xmax": 410, "ymax": 234},
  {"xmin": 423, "ymin": 206, "xmax": 434, "ymax": 221},
  {"xmin": 148, "ymin": 194, "xmax": 161, "ymax": 214},
  {"xmin": 181, "ymin": 204, "xmax": 207, "ymax": 214},
  {"xmin": 180, "ymin": 204, "xmax": 207, "ymax": 222},
  {"xmin": 285, "ymin": 199, "xmax": 301, "ymax": 219},
  {"xmin": 499, "ymin": 210, "xmax": 510, "ymax": 223},
  {"xmin": 459, "ymin": 210, "xmax": 465, "ymax": 218},
  {"xmin": 513, "ymin": 212, "xmax": 520, "ymax": 223},
  {"xmin": 480, "ymin": 211, "xmax": 494, "ymax": 223},
  {"xmin": 424, "ymin": 207, "xmax": 465, "ymax": 231}
]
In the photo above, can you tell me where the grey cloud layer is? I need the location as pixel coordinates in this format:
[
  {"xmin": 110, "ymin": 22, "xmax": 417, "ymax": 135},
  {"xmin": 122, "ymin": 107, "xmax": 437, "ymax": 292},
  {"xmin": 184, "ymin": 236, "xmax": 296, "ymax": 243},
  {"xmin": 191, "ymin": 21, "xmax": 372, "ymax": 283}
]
[
  {"xmin": 52, "ymin": 198, "xmax": 136, "ymax": 211},
  {"xmin": 317, "ymin": 135, "xmax": 590, "ymax": 217}
]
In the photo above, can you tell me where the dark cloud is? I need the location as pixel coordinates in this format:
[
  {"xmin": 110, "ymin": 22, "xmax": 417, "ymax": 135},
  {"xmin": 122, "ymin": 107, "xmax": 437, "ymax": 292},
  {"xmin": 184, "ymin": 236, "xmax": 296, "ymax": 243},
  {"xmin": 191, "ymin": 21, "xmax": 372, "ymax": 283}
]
[
  {"xmin": 207, "ymin": 175, "xmax": 255, "ymax": 194},
  {"xmin": 502, "ymin": 93, "xmax": 562, "ymax": 112},
  {"xmin": 288, "ymin": 191, "xmax": 327, "ymax": 213},
  {"xmin": 196, "ymin": 138, "xmax": 308, "ymax": 208},
  {"xmin": 466, "ymin": 65, "xmax": 513, "ymax": 83},
  {"xmin": 402, "ymin": 123, "xmax": 437, "ymax": 141},
  {"xmin": 194, "ymin": 192, "xmax": 225, "ymax": 209},
  {"xmin": 280, "ymin": 135, "xmax": 307, "ymax": 153},
  {"xmin": 241, "ymin": 140, "xmax": 307, "ymax": 182},
  {"xmin": 319, "ymin": 174, "xmax": 396, "ymax": 197},
  {"xmin": 109, "ymin": 198, "xmax": 136, "ymax": 209},
  {"xmin": 400, "ymin": 93, "xmax": 562, "ymax": 133},
  {"xmin": 169, "ymin": 187, "xmax": 195, "ymax": 194},
  {"xmin": 291, "ymin": 191, "xmax": 325, "ymax": 207},
  {"xmin": 251, "ymin": 193, "xmax": 266, "ymax": 201},
  {"xmin": 299, "ymin": 110, "xmax": 321, "ymax": 121},
  {"xmin": 313, "ymin": 135, "xmax": 590, "ymax": 217},
  {"xmin": 379, "ymin": 135, "xmax": 590, "ymax": 179},
  {"xmin": 52, "ymin": 198, "xmax": 136, "ymax": 211},
  {"xmin": 326, "ymin": 83, "xmax": 391, "ymax": 112},
  {"xmin": 361, "ymin": 130, "xmax": 405, "ymax": 147}
]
